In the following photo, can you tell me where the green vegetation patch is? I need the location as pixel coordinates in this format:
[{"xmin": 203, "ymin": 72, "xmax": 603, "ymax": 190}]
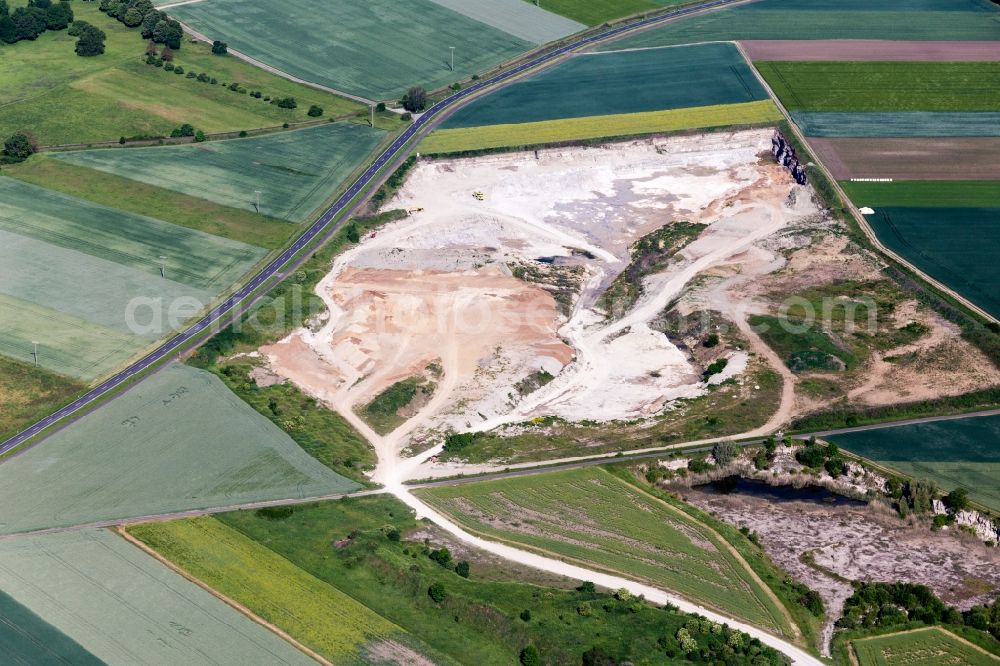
[
  {"xmin": 852, "ymin": 626, "xmax": 1000, "ymax": 665},
  {"xmin": 0, "ymin": 353, "xmax": 84, "ymax": 442},
  {"xmin": 209, "ymin": 360, "xmax": 376, "ymax": 483},
  {"xmin": 169, "ymin": 0, "xmax": 533, "ymax": 100},
  {"xmin": 831, "ymin": 414, "xmax": 1000, "ymax": 512},
  {"xmin": 791, "ymin": 111, "xmax": 1000, "ymax": 138},
  {"xmin": 867, "ymin": 207, "xmax": 1000, "ymax": 319},
  {"xmin": 0, "ymin": 3, "xmax": 361, "ymax": 145},
  {"xmin": 148, "ymin": 494, "xmax": 791, "ymax": 665},
  {"xmin": 0, "ymin": 590, "xmax": 101, "ymax": 666},
  {"xmin": 0, "ymin": 364, "xmax": 359, "ymax": 535},
  {"xmin": 444, "ymin": 42, "xmax": 768, "ymax": 128},
  {"xmin": 0, "ymin": 177, "xmax": 266, "ymax": 291},
  {"xmin": 757, "ymin": 61, "xmax": 1000, "ymax": 112},
  {"xmin": 127, "ymin": 517, "xmax": 425, "ymax": 664},
  {"xmin": 54, "ymin": 123, "xmax": 387, "ymax": 222},
  {"xmin": 599, "ymin": 221, "xmax": 706, "ymax": 317},
  {"xmin": 423, "ymin": 100, "xmax": 781, "ymax": 154},
  {"xmin": 359, "ymin": 376, "xmax": 433, "ymax": 436},
  {"xmin": 3, "ymin": 156, "xmax": 294, "ymax": 249},
  {"xmin": 0, "ymin": 530, "xmax": 313, "ymax": 665},
  {"xmin": 601, "ymin": 0, "xmax": 1000, "ymax": 49},
  {"xmin": 750, "ymin": 314, "xmax": 856, "ymax": 372},
  {"xmin": 842, "ymin": 181, "xmax": 1000, "ymax": 208},
  {"xmin": 417, "ymin": 467, "xmax": 793, "ymax": 634}
]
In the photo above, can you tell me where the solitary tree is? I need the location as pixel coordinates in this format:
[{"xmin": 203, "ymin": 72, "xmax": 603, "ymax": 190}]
[
  {"xmin": 945, "ymin": 488, "xmax": 970, "ymax": 513},
  {"xmin": 427, "ymin": 582, "xmax": 447, "ymax": 603},
  {"xmin": 74, "ymin": 24, "xmax": 106, "ymax": 56},
  {"xmin": 519, "ymin": 645, "xmax": 541, "ymax": 666},
  {"xmin": 401, "ymin": 86, "xmax": 427, "ymax": 112},
  {"xmin": 211, "ymin": 39, "xmax": 227, "ymax": 54},
  {"xmin": 712, "ymin": 440, "xmax": 738, "ymax": 467},
  {"xmin": 3, "ymin": 132, "xmax": 37, "ymax": 160},
  {"xmin": 307, "ymin": 104, "xmax": 323, "ymax": 117}
]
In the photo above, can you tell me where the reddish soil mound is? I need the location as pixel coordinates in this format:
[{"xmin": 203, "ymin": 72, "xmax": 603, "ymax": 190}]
[{"xmin": 741, "ymin": 40, "xmax": 1000, "ymax": 62}]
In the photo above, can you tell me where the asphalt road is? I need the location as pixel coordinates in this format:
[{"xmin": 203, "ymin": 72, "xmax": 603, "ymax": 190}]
[{"xmin": 0, "ymin": 0, "xmax": 745, "ymax": 459}]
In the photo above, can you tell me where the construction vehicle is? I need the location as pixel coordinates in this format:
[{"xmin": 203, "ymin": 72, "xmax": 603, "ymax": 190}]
[{"xmin": 472, "ymin": 191, "xmax": 485, "ymax": 201}]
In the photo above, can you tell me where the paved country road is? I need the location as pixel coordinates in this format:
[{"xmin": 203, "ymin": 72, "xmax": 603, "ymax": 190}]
[{"xmin": 0, "ymin": 0, "xmax": 746, "ymax": 460}]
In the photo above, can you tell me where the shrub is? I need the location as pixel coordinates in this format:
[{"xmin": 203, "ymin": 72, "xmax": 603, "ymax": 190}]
[
  {"xmin": 194, "ymin": 129, "xmax": 205, "ymax": 142},
  {"xmin": 519, "ymin": 609, "xmax": 531, "ymax": 621},
  {"xmin": 185, "ymin": 71, "xmax": 196, "ymax": 78},
  {"xmin": 519, "ymin": 645, "xmax": 540, "ymax": 666},
  {"xmin": 376, "ymin": 102, "xmax": 386, "ymax": 112},
  {"xmin": 275, "ymin": 96, "xmax": 297, "ymax": 109},
  {"xmin": 210, "ymin": 39, "xmax": 226, "ymax": 54},
  {"xmin": 307, "ymin": 104, "xmax": 323, "ymax": 117},
  {"xmin": 197, "ymin": 72, "xmax": 210, "ymax": 83},
  {"xmin": 238, "ymin": 130, "xmax": 248, "ymax": 138},
  {"xmin": 427, "ymin": 582, "xmax": 447, "ymax": 603},
  {"xmin": 454, "ymin": 560, "xmax": 469, "ymax": 578},
  {"xmin": 704, "ymin": 333, "xmax": 720, "ymax": 347},
  {"xmin": 163, "ymin": 61, "xmax": 174, "ymax": 71},
  {"xmin": 401, "ymin": 86, "xmax": 427, "ymax": 112},
  {"xmin": 712, "ymin": 441, "xmax": 738, "ymax": 467},
  {"xmin": 945, "ymin": 487, "xmax": 970, "ymax": 512},
  {"xmin": 173, "ymin": 66, "xmax": 184, "ymax": 75},
  {"xmin": 428, "ymin": 547, "xmax": 451, "ymax": 567},
  {"xmin": 400, "ymin": 112, "xmax": 413, "ymax": 121},
  {"xmin": 3, "ymin": 132, "xmax": 37, "ymax": 160}
]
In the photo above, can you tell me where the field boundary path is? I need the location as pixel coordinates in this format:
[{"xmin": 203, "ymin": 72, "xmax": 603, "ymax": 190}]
[
  {"xmin": 0, "ymin": 0, "xmax": 754, "ymax": 459},
  {"xmin": 734, "ymin": 41, "xmax": 1000, "ymax": 326}
]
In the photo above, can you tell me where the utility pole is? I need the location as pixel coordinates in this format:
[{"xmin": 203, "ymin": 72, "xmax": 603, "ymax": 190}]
[
  {"xmin": 254, "ymin": 190, "xmax": 262, "ymax": 213},
  {"xmin": 32, "ymin": 341, "xmax": 38, "ymax": 368},
  {"xmin": 158, "ymin": 255, "xmax": 167, "ymax": 278},
  {"xmin": 370, "ymin": 104, "xmax": 375, "ymax": 128},
  {"xmin": 449, "ymin": 46, "xmax": 455, "ymax": 71}
]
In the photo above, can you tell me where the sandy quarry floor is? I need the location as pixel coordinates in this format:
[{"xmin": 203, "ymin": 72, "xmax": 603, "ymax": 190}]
[
  {"xmin": 682, "ymin": 487, "xmax": 1000, "ymax": 652},
  {"xmin": 259, "ymin": 130, "xmax": 825, "ymax": 470}
]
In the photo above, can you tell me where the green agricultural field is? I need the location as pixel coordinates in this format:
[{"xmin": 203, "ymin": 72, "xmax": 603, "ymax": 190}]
[
  {"xmin": 791, "ymin": 111, "xmax": 1000, "ymax": 137},
  {"xmin": 142, "ymin": 495, "xmax": 792, "ymax": 665},
  {"xmin": 867, "ymin": 207, "xmax": 1000, "ymax": 319},
  {"xmin": 0, "ymin": 590, "xmax": 101, "ymax": 665},
  {"xmin": 168, "ymin": 0, "xmax": 533, "ymax": 100},
  {"xmin": 851, "ymin": 626, "xmax": 1000, "ymax": 665},
  {"xmin": 0, "ymin": 354, "xmax": 83, "ymax": 443},
  {"xmin": 831, "ymin": 414, "xmax": 1000, "ymax": 512},
  {"xmin": 128, "ymin": 517, "xmax": 433, "ymax": 665},
  {"xmin": 430, "ymin": 0, "xmax": 584, "ymax": 42},
  {"xmin": 0, "ymin": 364, "xmax": 360, "ymax": 534},
  {"xmin": 54, "ymin": 123, "xmax": 387, "ymax": 222},
  {"xmin": 0, "ymin": 2, "xmax": 361, "ymax": 145},
  {"xmin": 4, "ymin": 157, "xmax": 294, "ymax": 249},
  {"xmin": 601, "ymin": 0, "xmax": 1000, "ymax": 49},
  {"xmin": 0, "ymin": 530, "xmax": 314, "ymax": 665},
  {"xmin": 421, "ymin": 100, "xmax": 781, "ymax": 153},
  {"xmin": 417, "ymin": 467, "xmax": 793, "ymax": 634},
  {"xmin": 528, "ymin": 0, "xmax": 677, "ymax": 25},
  {"xmin": 842, "ymin": 181, "xmax": 1000, "ymax": 208},
  {"xmin": 443, "ymin": 42, "xmax": 768, "ymax": 128},
  {"xmin": 0, "ymin": 178, "xmax": 265, "ymax": 292},
  {"xmin": 757, "ymin": 61, "xmax": 1000, "ymax": 112},
  {"xmin": 0, "ymin": 292, "xmax": 144, "ymax": 381}
]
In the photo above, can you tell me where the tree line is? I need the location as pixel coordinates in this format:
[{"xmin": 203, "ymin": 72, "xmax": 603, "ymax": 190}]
[{"xmin": 99, "ymin": 0, "xmax": 181, "ymax": 49}]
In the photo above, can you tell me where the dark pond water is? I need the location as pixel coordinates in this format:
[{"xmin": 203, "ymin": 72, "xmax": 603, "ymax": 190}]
[{"xmin": 694, "ymin": 476, "xmax": 867, "ymax": 507}]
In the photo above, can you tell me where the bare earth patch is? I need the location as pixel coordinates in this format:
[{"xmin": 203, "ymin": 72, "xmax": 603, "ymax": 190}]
[{"xmin": 809, "ymin": 137, "xmax": 1000, "ymax": 180}]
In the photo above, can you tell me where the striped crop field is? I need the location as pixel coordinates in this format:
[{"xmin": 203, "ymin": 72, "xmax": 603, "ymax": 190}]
[
  {"xmin": 417, "ymin": 467, "xmax": 794, "ymax": 634},
  {"xmin": 420, "ymin": 100, "xmax": 781, "ymax": 153},
  {"xmin": 529, "ymin": 0, "xmax": 687, "ymax": 25},
  {"xmin": 0, "ymin": 364, "xmax": 360, "ymax": 534},
  {"xmin": 0, "ymin": 530, "xmax": 314, "ymax": 665},
  {"xmin": 791, "ymin": 111, "xmax": 1000, "ymax": 137},
  {"xmin": 851, "ymin": 626, "xmax": 1000, "ymax": 665},
  {"xmin": 0, "ymin": 177, "xmax": 266, "ymax": 378},
  {"xmin": 757, "ymin": 61, "xmax": 1000, "ymax": 112},
  {"xmin": 841, "ymin": 180, "xmax": 1000, "ymax": 208},
  {"xmin": 168, "ymin": 0, "xmax": 536, "ymax": 100},
  {"xmin": 832, "ymin": 414, "xmax": 1000, "ymax": 511},
  {"xmin": 55, "ymin": 123, "xmax": 387, "ymax": 223},
  {"xmin": 128, "ymin": 517, "xmax": 437, "ymax": 664},
  {"xmin": 600, "ymin": 0, "xmax": 1000, "ymax": 49},
  {"xmin": 443, "ymin": 42, "xmax": 768, "ymax": 128}
]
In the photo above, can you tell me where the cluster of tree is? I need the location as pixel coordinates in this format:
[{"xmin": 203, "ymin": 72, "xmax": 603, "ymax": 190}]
[
  {"xmin": 0, "ymin": 0, "xmax": 73, "ymax": 45},
  {"xmin": 168, "ymin": 123, "xmax": 204, "ymax": 141},
  {"xmin": 425, "ymin": 547, "xmax": 470, "ymax": 578},
  {"xmin": 401, "ymin": 86, "xmax": 427, "ymax": 113},
  {"xmin": 837, "ymin": 581, "xmax": 1000, "ymax": 641},
  {"xmin": 795, "ymin": 438, "xmax": 846, "ymax": 477},
  {"xmin": 753, "ymin": 436, "xmax": 779, "ymax": 470},
  {"xmin": 885, "ymin": 476, "xmax": 938, "ymax": 517},
  {"xmin": 74, "ymin": 21, "xmax": 105, "ymax": 56},
  {"xmin": 2, "ymin": 131, "xmax": 38, "ymax": 162},
  {"xmin": 99, "ymin": 0, "xmax": 181, "ymax": 49},
  {"xmin": 443, "ymin": 431, "xmax": 480, "ymax": 453},
  {"xmin": 210, "ymin": 38, "xmax": 225, "ymax": 54}
]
